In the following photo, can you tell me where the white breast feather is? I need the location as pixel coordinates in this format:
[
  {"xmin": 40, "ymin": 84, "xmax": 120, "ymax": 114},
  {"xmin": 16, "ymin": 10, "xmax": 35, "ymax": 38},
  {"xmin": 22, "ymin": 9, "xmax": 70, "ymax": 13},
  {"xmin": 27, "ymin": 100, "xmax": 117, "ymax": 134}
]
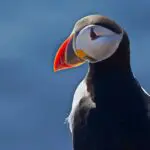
[{"xmin": 67, "ymin": 80, "xmax": 90, "ymax": 133}]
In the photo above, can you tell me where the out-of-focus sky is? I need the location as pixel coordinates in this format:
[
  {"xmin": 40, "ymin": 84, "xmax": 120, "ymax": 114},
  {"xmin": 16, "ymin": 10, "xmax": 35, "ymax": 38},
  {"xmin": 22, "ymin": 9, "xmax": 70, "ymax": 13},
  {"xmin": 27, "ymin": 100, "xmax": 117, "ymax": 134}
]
[{"xmin": 0, "ymin": 0, "xmax": 150, "ymax": 150}]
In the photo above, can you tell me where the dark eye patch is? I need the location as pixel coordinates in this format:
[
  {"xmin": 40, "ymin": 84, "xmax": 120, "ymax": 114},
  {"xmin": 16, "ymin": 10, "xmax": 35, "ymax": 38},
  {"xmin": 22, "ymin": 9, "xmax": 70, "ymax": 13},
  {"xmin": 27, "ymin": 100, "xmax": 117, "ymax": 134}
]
[{"xmin": 90, "ymin": 27, "xmax": 100, "ymax": 40}]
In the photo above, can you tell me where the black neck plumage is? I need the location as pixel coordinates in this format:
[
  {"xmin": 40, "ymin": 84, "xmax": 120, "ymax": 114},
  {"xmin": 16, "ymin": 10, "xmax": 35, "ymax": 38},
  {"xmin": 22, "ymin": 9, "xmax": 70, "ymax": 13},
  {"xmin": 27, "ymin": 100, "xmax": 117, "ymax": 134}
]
[{"xmin": 86, "ymin": 59, "xmax": 146, "ymax": 114}]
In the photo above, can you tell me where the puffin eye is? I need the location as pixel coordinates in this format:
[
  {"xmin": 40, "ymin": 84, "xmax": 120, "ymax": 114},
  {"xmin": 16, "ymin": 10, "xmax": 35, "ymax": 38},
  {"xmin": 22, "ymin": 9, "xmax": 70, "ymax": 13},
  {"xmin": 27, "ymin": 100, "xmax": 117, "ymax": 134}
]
[{"xmin": 90, "ymin": 27, "xmax": 100, "ymax": 40}]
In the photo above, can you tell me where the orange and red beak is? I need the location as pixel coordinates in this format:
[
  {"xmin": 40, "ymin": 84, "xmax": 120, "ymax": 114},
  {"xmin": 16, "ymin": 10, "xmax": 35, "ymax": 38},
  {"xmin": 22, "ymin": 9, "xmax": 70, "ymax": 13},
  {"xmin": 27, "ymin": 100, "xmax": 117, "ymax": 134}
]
[{"xmin": 53, "ymin": 34, "xmax": 85, "ymax": 72}]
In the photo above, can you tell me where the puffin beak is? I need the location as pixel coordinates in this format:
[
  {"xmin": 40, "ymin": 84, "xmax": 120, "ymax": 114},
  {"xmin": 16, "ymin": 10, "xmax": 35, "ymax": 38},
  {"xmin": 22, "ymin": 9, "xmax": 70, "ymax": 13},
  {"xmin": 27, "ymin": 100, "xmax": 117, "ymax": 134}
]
[{"xmin": 53, "ymin": 34, "xmax": 85, "ymax": 72}]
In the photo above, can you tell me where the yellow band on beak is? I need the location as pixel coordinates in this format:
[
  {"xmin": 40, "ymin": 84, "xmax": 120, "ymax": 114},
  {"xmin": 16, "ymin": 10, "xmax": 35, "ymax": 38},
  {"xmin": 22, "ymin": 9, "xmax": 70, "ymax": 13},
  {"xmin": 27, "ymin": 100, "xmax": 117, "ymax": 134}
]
[
  {"xmin": 75, "ymin": 49, "xmax": 87, "ymax": 59},
  {"xmin": 75, "ymin": 49, "xmax": 97, "ymax": 62}
]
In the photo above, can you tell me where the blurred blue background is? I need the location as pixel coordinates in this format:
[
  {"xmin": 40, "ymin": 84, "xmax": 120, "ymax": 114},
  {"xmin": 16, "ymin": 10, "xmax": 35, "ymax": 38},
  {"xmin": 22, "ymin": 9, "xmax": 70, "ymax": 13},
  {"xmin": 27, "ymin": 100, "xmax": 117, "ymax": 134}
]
[{"xmin": 0, "ymin": 0, "xmax": 150, "ymax": 149}]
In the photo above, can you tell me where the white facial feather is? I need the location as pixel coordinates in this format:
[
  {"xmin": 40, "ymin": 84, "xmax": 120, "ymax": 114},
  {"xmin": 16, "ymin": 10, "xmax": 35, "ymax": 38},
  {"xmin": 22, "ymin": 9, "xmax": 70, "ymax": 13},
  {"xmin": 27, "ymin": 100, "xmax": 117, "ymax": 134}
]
[{"xmin": 74, "ymin": 25, "xmax": 123, "ymax": 62}]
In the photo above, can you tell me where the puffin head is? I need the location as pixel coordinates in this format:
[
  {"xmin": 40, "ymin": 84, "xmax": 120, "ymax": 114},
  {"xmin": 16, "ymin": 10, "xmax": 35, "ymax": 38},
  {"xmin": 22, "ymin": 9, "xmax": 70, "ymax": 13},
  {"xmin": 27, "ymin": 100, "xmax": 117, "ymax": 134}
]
[{"xmin": 53, "ymin": 15, "xmax": 130, "ymax": 72}]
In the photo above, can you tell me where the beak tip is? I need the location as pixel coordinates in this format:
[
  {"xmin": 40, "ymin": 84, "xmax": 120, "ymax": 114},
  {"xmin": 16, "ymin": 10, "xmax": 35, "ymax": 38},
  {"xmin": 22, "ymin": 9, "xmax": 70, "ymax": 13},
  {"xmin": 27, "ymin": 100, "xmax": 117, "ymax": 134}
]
[
  {"xmin": 53, "ymin": 62, "xmax": 60, "ymax": 72},
  {"xmin": 53, "ymin": 60, "xmax": 66, "ymax": 72},
  {"xmin": 53, "ymin": 66, "xmax": 63, "ymax": 72},
  {"xmin": 53, "ymin": 59, "xmax": 57, "ymax": 72},
  {"xmin": 53, "ymin": 68, "xmax": 57, "ymax": 72}
]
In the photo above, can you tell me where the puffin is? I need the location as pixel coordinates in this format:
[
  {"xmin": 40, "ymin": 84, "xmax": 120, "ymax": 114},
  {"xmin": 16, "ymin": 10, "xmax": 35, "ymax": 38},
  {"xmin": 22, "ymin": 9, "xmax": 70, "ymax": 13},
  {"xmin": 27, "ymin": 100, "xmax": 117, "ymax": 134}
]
[{"xmin": 53, "ymin": 15, "xmax": 150, "ymax": 150}]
